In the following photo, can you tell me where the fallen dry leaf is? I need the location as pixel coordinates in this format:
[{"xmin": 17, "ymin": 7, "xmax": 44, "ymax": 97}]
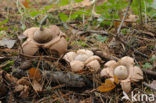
[
  {"xmin": 97, "ymin": 76, "xmax": 119, "ymax": 92},
  {"xmin": 0, "ymin": 37, "xmax": 16, "ymax": 48},
  {"xmin": 17, "ymin": 77, "xmax": 31, "ymax": 86},
  {"xmin": 29, "ymin": 68, "xmax": 43, "ymax": 92},
  {"xmin": 29, "ymin": 68, "xmax": 41, "ymax": 82},
  {"xmin": 5, "ymin": 73, "xmax": 17, "ymax": 83},
  {"xmin": 32, "ymin": 80, "xmax": 42, "ymax": 92},
  {"xmin": 19, "ymin": 85, "xmax": 29, "ymax": 98},
  {"xmin": 150, "ymin": 80, "xmax": 156, "ymax": 89},
  {"xmin": 21, "ymin": 0, "xmax": 29, "ymax": 8},
  {"xmin": 14, "ymin": 85, "xmax": 25, "ymax": 92},
  {"xmin": 126, "ymin": 14, "xmax": 138, "ymax": 22},
  {"xmin": 48, "ymin": 0, "xmax": 95, "ymax": 12},
  {"xmin": 97, "ymin": 79, "xmax": 116, "ymax": 92}
]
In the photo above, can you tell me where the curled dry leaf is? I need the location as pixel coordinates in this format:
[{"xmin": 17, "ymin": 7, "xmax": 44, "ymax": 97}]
[
  {"xmin": 29, "ymin": 68, "xmax": 43, "ymax": 92},
  {"xmin": 63, "ymin": 49, "xmax": 101, "ymax": 72},
  {"xmin": 20, "ymin": 85, "xmax": 29, "ymax": 98},
  {"xmin": 29, "ymin": 68, "xmax": 41, "ymax": 82},
  {"xmin": 100, "ymin": 56, "xmax": 143, "ymax": 93},
  {"xmin": 32, "ymin": 80, "xmax": 42, "ymax": 92},
  {"xmin": 15, "ymin": 85, "xmax": 25, "ymax": 92},
  {"xmin": 97, "ymin": 79, "xmax": 116, "ymax": 92},
  {"xmin": 17, "ymin": 77, "xmax": 31, "ymax": 86},
  {"xmin": 149, "ymin": 80, "xmax": 156, "ymax": 89},
  {"xmin": 14, "ymin": 85, "xmax": 29, "ymax": 98},
  {"xmin": 97, "ymin": 76, "xmax": 119, "ymax": 92},
  {"xmin": 20, "ymin": 0, "xmax": 29, "ymax": 8},
  {"xmin": 21, "ymin": 25, "xmax": 67, "ymax": 56},
  {"xmin": 0, "ymin": 70, "xmax": 31, "ymax": 98},
  {"xmin": 5, "ymin": 72, "xmax": 18, "ymax": 83},
  {"xmin": 19, "ymin": 60, "xmax": 32, "ymax": 70}
]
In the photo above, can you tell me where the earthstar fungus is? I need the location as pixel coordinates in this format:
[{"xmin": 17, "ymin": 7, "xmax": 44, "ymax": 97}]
[
  {"xmin": 21, "ymin": 25, "xmax": 67, "ymax": 56},
  {"xmin": 63, "ymin": 49, "xmax": 101, "ymax": 72},
  {"xmin": 100, "ymin": 56, "xmax": 143, "ymax": 93}
]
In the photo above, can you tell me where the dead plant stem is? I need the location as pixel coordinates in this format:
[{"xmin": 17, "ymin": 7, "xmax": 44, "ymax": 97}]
[{"xmin": 117, "ymin": 0, "xmax": 133, "ymax": 35}]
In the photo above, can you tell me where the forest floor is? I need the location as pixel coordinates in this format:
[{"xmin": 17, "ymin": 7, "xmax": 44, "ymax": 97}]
[{"xmin": 0, "ymin": 0, "xmax": 156, "ymax": 103}]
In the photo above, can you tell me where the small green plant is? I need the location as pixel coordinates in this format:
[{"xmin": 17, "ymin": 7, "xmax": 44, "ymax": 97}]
[
  {"xmin": 58, "ymin": 13, "xmax": 69, "ymax": 22},
  {"xmin": 121, "ymin": 28, "xmax": 130, "ymax": 35},
  {"xmin": 150, "ymin": 55, "xmax": 156, "ymax": 63},
  {"xmin": 0, "ymin": 19, "xmax": 8, "ymax": 31},
  {"xmin": 96, "ymin": 35, "xmax": 108, "ymax": 43},
  {"xmin": 142, "ymin": 62, "xmax": 153, "ymax": 69},
  {"xmin": 77, "ymin": 40, "xmax": 88, "ymax": 47},
  {"xmin": 0, "ymin": 31, "xmax": 7, "ymax": 38},
  {"xmin": 3, "ymin": 60, "xmax": 14, "ymax": 71},
  {"xmin": 72, "ymin": 40, "xmax": 88, "ymax": 47}
]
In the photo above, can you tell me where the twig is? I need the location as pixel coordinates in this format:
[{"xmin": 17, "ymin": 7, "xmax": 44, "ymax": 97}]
[
  {"xmin": 0, "ymin": 57, "xmax": 5, "ymax": 59},
  {"xmin": 143, "ymin": 82, "xmax": 156, "ymax": 91},
  {"xmin": 104, "ymin": 19, "xmax": 136, "ymax": 23},
  {"xmin": 54, "ymin": 90, "xmax": 66, "ymax": 103},
  {"xmin": 56, "ymin": 20, "xmax": 135, "ymax": 27},
  {"xmin": 117, "ymin": 0, "xmax": 133, "ymax": 35},
  {"xmin": 139, "ymin": 0, "xmax": 143, "ymax": 26},
  {"xmin": 56, "ymin": 21, "xmax": 80, "ymax": 26},
  {"xmin": 91, "ymin": 48, "xmax": 119, "ymax": 61},
  {"xmin": 69, "ymin": 24, "xmax": 109, "ymax": 35},
  {"xmin": 79, "ymin": 30, "xmax": 109, "ymax": 36},
  {"xmin": 148, "ymin": 20, "xmax": 156, "ymax": 22},
  {"xmin": 19, "ymin": 53, "xmax": 58, "ymax": 60},
  {"xmin": 51, "ymin": 92, "xmax": 72, "ymax": 103},
  {"xmin": 99, "ymin": 95, "xmax": 105, "ymax": 103},
  {"xmin": 0, "ymin": 61, "xmax": 12, "ymax": 68},
  {"xmin": 134, "ymin": 50, "xmax": 149, "ymax": 58},
  {"xmin": 40, "ymin": 15, "xmax": 48, "ymax": 26},
  {"xmin": 0, "ymin": 48, "xmax": 17, "ymax": 53},
  {"xmin": 115, "ymin": 36, "xmax": 149, "ymax": 59},
  {"xmin": 142, "ymin": 69, "xmax": 156, "ymax": 76}
]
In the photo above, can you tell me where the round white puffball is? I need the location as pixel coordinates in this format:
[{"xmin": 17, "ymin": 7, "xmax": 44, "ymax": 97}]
[
  {"xmin": 114, "ymin": 65, "xmax": 128, "ymax": 80},
  {"xmin": 74, "ymin": 54, "xmax": 89, "ymax": 62}
]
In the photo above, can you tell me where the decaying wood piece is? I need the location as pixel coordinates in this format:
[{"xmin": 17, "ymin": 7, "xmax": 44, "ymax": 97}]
[{"xmin": 42, "ymin": 71, "xmax": 91, "ymax": 87}]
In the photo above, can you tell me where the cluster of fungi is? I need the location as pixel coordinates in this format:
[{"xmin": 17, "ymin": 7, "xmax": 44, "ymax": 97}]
[{"xmin": 22, "ymin": 25, "xmax": 143, "ymax": 93}]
